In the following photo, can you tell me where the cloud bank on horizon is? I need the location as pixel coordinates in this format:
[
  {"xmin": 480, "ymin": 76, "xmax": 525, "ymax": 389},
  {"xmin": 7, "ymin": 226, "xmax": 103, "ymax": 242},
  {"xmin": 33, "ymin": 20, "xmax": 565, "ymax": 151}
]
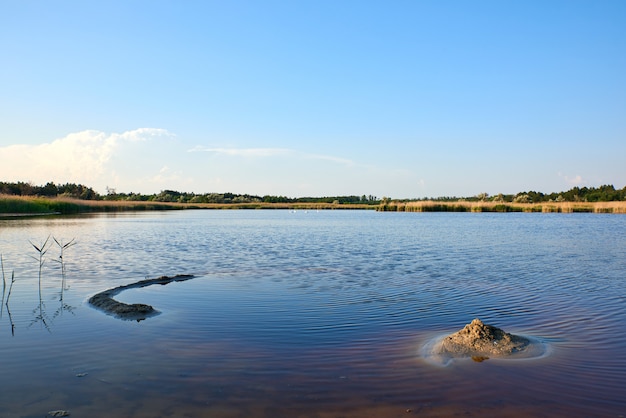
[
  {"xmin": 0, "ymin": 128, "xmax": 422, "ymax": 197},
  {"xmin": 0, "ymin": 129, "xmax": 174, "ymax": 192},
  {"xmin": 1, "ymin": 1, "xmax": 624, "ymax": 198},
  {"xmin": 0, "ymin": 127, "xmax": 597, "ymax": 198}
]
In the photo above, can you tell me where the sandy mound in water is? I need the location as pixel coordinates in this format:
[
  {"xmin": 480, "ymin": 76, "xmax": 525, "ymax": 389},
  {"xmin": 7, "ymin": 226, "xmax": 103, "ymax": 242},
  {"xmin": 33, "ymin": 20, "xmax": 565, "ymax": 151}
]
[{"xmin": 439, "ymin": 318, "xmax": 530, "ymax": 358}]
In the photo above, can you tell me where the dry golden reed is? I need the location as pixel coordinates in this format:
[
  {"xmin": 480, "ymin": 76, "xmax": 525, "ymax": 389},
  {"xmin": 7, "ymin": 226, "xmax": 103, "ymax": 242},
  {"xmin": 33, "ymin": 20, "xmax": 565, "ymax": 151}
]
[{"xmin": 381, "ymin": 200, "xmax": 626, "ymax": 214}]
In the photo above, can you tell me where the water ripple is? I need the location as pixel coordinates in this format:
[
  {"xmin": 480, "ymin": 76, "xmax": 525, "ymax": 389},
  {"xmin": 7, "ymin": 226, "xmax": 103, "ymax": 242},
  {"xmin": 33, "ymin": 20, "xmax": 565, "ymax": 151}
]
[{"xmin": 0, "ymin": 211, "xmax": 625, "ymax": 417}]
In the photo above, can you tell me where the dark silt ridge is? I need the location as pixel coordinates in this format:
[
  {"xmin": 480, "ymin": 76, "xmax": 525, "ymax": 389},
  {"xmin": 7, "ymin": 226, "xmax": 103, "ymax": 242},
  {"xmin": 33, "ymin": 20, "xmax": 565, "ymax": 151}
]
[{"xmin": 88, "ymin": 274, "xmax": 195, "ymax": 321}]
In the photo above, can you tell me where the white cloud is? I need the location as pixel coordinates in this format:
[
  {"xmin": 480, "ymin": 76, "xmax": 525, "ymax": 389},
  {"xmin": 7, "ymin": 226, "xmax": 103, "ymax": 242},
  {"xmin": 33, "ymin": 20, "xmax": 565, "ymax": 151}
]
[
  {"xmin": 558, "ymin": 172, "xmax": 585, "ymax": 186},
  {"xmin": 118, "ymin": 128, "xmax": 172, "ymax": 142},
  {"xmin": 148, "ymin": 165, "xmax": 188, "ymax": 187},
  {"xmin": 0, "ymin": 131, "xmax": 418, "ymax": 197},
  {"xmin": 188, "ymin": 146, "xmax": 291, "ymax": 157},
  {"xmin": 0, "ymin": 128, "xmax": 173, "ymax": 189},
  {"xmin": 302, "ymin": 153, "xmax": 355, "ymax": 166},
  {"xmin": 189, "ymin": 146, "xmax": 355, "ymax": 166},
  {"xmin": 183, "ymin": 144, "xmax": 426, "ymax": 196}
]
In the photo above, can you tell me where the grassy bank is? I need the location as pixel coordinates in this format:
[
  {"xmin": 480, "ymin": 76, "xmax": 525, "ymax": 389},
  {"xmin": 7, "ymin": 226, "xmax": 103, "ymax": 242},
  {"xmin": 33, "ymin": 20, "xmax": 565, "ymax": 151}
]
[
  {"xmin": 3, "ymin": 195, "xmax": 625, "ymax": 216},
  {"xmin": 0, "ymin": 195, "xmax": 375, "ymax": 216},
  {"xmin": 378, "ymin": 200, "xmax": 626, "ymax": 214},
  {"xmin": 0, "ymin": 195, "xmax": 192, "ymax": 215}
]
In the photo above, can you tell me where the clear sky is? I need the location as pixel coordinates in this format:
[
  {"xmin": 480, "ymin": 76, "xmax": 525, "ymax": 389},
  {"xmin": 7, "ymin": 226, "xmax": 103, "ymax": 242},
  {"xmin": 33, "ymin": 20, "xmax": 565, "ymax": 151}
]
[{"xmin": 1, "ymin": 0, "xmax": 624, "ymax": 199}]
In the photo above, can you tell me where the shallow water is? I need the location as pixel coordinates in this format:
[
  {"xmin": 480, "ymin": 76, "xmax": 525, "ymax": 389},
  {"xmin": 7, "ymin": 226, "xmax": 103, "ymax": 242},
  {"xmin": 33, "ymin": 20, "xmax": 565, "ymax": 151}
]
[{"xmin": 0, "ymin": 210, "xmax": 625, "ymax": 417}]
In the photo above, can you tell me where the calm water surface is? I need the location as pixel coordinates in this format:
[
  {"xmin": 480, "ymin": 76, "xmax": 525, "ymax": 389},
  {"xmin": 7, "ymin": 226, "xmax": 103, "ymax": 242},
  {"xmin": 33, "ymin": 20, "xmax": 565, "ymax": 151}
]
[{"xmin": 0, "ymin": 210, "xmax": 625, "ymax": 417}]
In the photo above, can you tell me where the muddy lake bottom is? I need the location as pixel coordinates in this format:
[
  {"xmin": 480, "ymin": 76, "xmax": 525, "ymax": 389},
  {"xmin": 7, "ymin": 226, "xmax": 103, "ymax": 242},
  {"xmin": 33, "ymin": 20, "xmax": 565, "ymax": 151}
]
[{"xmin": 1, "ymin": 210, "xmax": 625, "ymax": 417}]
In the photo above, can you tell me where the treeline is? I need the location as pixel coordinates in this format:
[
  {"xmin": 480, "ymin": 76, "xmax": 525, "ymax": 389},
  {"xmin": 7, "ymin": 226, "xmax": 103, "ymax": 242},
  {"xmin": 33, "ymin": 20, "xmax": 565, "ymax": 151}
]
[
  {"xmin": 508, "ymin": 185, "xmax": 626, "ymax": 203},
  {"xmin": 418, "ymin": 184, "xmax": 626, "ymax": 204},
  {"xmin": 2, "ymin": 180, "xmax": 625, "ymax": 204},
  {"xmin": 107, "ymin": 189, "xmax": 380, "ymax": 205},
  {"xmin": 0, "ymin": 181, "xmax": 379, "ymax": 205},
  {"xmin": 0, "ymin": 181, "xmax": 99, "ymax": 200}
]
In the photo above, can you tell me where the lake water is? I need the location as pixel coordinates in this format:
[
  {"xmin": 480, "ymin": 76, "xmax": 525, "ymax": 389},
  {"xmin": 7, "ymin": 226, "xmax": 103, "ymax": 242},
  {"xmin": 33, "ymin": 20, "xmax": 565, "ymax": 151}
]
[{"xmin": 0, "ymin": 210, "xmax": 625, "ymax": 417}]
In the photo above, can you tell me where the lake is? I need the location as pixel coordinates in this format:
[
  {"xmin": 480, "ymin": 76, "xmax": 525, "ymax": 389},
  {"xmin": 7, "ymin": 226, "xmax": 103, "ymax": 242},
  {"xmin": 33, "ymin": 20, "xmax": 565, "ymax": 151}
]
[{"xmin": 1, "ymin": 210, "xmax": 625, "ymax": 417}]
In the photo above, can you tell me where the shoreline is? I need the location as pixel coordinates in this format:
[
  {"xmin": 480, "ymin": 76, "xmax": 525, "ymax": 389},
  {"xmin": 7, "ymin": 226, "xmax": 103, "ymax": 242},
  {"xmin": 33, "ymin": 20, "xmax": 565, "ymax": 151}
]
[
  {"xmin": 2, "ymin": 195, "xmax": 626, "ymax": 215},
  {"xmin": 0, "ymin": 195, "xmax": 377, "ymax": 215}
]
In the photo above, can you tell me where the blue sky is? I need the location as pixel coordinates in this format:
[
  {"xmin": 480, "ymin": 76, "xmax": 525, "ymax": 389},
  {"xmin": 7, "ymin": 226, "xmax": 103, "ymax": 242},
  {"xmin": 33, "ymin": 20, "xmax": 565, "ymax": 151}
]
[{"xmin": 1, "ymin": 1, "xmax": 624, "ymax": 198}]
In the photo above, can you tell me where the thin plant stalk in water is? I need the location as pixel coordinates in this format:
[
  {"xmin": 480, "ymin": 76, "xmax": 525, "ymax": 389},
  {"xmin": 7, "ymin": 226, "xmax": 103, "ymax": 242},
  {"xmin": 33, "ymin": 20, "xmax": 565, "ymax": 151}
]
[
  {"xmin": 1, "ymin": 254, "xmax": 5, "ymax": 295},
  {"xmin": 5, "ymin": 271, "xmax": 15, "ymax": 305},
  {"xmin": 1, "ymin": 254, "xmax": 6, "ymax": 309},
  {"xmin": 30, "ymin": 235, "xmax": 51, "ymax": 301},
  {"xmin": 1, "ymin": 255, "xmax": 6, "ymax": 318},
  {"xmin": 2, "ymin": 255, "xmax": 15, "ymax": 306},
  {"xmin": 5, "ymin": 271, "xmax": 15, "ymax": 336},
  {"xmin": 53, "ymin": 237, "xmax": 77, "ymax": 318},
  {"xmin": 53, "ymin": 237, "xmax": 76, "ymax": 302}
]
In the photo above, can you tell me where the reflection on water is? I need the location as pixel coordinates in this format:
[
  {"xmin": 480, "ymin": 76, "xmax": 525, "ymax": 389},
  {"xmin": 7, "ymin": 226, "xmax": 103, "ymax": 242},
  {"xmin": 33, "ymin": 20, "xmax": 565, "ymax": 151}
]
[{"xmin": 0, "ymin": 210, "xmax": 625, "ymax": 417}]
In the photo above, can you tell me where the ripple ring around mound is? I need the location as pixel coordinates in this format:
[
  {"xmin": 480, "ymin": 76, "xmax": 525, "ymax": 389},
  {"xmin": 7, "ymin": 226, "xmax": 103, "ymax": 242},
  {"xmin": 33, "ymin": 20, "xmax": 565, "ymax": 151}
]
[{"xmin": 420, "ymin": 319, "xmax": 551, "ymax": 366}]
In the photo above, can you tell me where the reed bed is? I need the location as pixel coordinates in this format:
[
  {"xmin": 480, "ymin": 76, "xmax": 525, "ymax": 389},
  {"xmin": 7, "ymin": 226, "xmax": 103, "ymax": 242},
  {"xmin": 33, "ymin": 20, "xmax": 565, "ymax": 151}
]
[
  {"xmin": 0, "ymin": 195, "xmax": 185, "ymax": 215},
  {"xmin": 0, "ymin": 194, "xmax": 54, "ymax": 215},
  {"xmin": 379, "ymin": 200, "xmax": 626, "ymax": 214},
  {"xmin": 3, "ymin": 194, "xmax": 625, "ymax": 215},
  {"xmin": 0, "ymin": 195, "xmax": 374, "ymax": 215}
]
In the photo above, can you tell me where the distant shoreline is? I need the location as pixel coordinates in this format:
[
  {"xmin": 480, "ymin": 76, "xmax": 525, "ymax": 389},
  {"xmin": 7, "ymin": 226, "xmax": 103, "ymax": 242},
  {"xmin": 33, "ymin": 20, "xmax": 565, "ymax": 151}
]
[
  {"xmin": 1, "ymin": 195, "xmax": 625, "ymax": 215},
  {"xmin": 0, "ymin": 195, "xmax": 376, "ymax": 215}
]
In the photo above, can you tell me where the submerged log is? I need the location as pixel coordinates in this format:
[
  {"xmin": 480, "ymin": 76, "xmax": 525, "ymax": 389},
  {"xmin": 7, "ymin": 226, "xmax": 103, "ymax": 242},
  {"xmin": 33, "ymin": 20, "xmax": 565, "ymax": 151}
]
[{"xmin": 88, "ymin": 274, "xmax": 195, "ymax": 321}]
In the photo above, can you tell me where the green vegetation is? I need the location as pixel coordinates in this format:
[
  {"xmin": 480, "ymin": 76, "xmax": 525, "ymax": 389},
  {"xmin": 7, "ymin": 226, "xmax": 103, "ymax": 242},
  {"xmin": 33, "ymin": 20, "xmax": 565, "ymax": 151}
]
[
  {"xmin": 0, "ymin": 196, "xmax": 54, "ymax": 214},
  {"xmin": 1, "ymin": 180, "xmax": 625, "ymax": 215},
  {"xmin": 0, "ymin": 181, "xmax": 98, "ymax": 200},
  {"xmin": 0, "ymin": 181, "xmax": 381, "ymax": 206},
  {"xmin": 413, "ymin": 184, "xmax": 626, "ymax": 204},
  {"xmin": 105, "ymin": 189, "xmax": 380, "ymax": 205},
  {"xmin": 0, "ymin": 195, "xmax": 194, "ymax": 216}
]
